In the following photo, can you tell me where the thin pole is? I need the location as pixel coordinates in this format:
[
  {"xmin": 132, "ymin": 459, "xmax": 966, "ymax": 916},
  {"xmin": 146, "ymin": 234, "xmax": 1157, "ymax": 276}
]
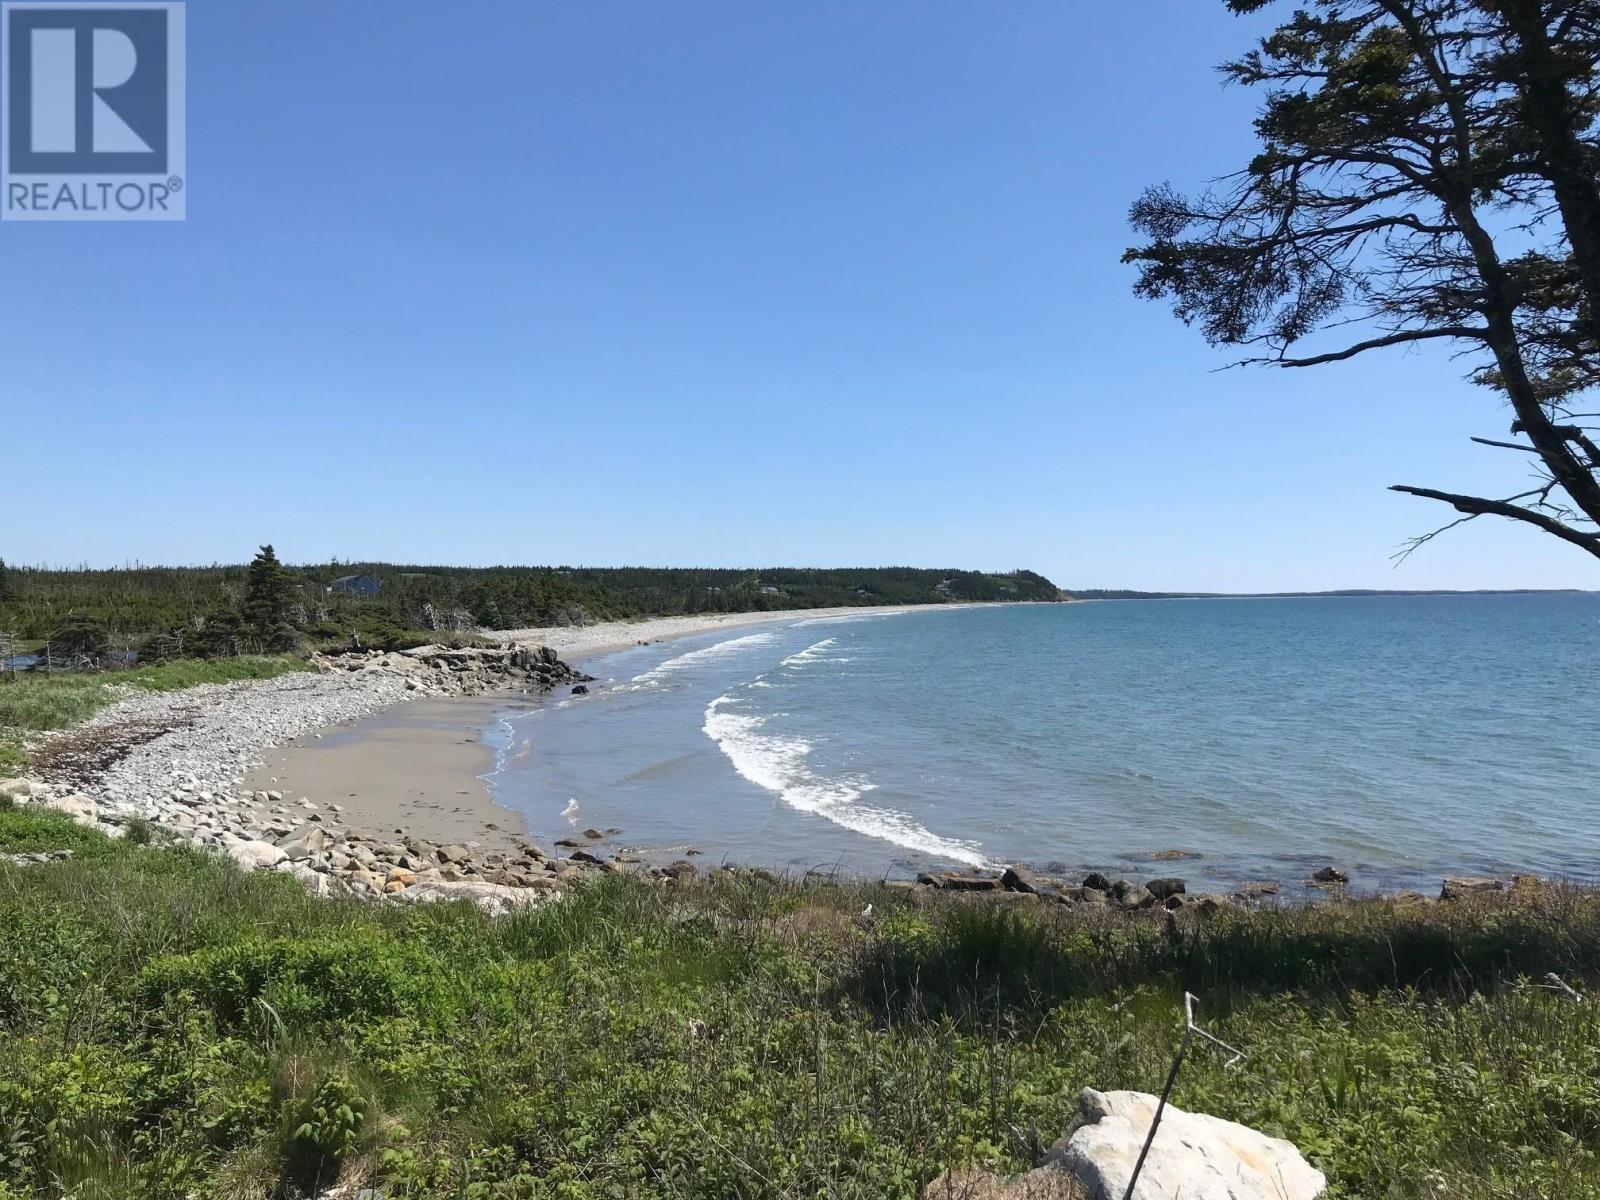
[
  {"xmin": 1121, "ymin": 1026, "xmax": 1191, "ymax": 1200},
  {"xmin": 1122, "ymin": 993, "xmax": 1245, "ymax": 1200}
]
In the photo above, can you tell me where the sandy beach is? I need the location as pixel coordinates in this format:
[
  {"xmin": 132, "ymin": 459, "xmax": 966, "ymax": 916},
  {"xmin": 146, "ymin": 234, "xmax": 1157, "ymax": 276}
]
[
  {"xmin": 241, "ymin": 693, "xmax": 544, "ymax": 857},
  {"xmin": 244, "ymin": 604, "xmax": 1000, "ymax": 849},
  {"xmin": 491, "ymin": 603, "xmax": 993, "ymax": 664}
]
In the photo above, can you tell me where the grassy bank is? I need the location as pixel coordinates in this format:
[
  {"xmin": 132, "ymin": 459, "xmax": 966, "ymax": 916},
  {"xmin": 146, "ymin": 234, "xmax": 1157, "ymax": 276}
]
[
  {"xmin": 0, "ymin": 657, "xmax": 313, "ymax": 772},
  {"xmin": 1, "ymin": 814, "xmax": 1597, "ymax": 1199}
]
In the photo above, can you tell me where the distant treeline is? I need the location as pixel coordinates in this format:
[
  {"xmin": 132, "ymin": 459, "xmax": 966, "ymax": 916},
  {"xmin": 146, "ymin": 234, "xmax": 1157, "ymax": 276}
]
[{"xmin": 0, "ymin": 556, "xmax": 1062, "ymax": 657}]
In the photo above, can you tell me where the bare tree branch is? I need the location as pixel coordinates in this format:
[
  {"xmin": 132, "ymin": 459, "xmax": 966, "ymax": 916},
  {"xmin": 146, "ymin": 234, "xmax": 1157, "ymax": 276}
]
[
  {"xmin": 1390, "ymin": 483, "xmax": 1600, "ymax": 558},
  {"xmin": 1259, "ymin": 327, "xmax": 1488, "ymax": 367}
]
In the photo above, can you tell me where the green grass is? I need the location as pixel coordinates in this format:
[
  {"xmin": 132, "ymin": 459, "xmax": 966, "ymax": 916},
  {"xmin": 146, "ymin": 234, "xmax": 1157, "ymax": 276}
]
[
  {"xmin": 1, "ymin": 812, "xmax": 1598, "ymax": 1199},
  {"xmin": 0, "ymin": 657, "xmax": 313, "ymax": 750}
]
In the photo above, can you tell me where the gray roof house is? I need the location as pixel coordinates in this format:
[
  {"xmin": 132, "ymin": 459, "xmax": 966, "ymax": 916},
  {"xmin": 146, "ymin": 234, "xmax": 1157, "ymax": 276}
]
[{"xmin": 327, "ymin": 573, "xmax": 382, "ymax": 598}]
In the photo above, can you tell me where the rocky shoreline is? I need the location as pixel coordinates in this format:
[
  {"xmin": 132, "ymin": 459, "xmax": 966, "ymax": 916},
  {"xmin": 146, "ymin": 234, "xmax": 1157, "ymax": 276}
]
[
  {"xmin": 2, "ymin": 644, "xmax": 639, "ymax": 913},
  {"xmin": 0, "ymin": 644, "xmax": 1552, "ymax": 916},
  {"xmin": 902, "ymin": 862, "xmax": 1530, "ymax": 910}
]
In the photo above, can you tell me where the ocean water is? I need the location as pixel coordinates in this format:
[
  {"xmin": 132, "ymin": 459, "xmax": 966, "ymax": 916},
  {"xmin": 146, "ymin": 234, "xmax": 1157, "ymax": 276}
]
[{"xmin": 484, "ymin": 595, "xmax": 1600, "ymax": 893}]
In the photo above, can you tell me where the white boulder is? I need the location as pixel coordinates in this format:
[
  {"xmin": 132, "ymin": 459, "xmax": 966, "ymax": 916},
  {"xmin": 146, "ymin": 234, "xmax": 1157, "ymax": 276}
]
[
  {"xmin": 1048, "ymin": 1089, "xmax": 1325, "ymax": 1200},
  {"xmin": 396, "ymin": 880, "xmax": 557, "ymax": 916},
  {"xmin": 48, "ymin": 794, "xmax": 100, "ymax": 827},
  {"xmin": 226, "ymin": 839, "xmax": 288, "ymax": 871}
]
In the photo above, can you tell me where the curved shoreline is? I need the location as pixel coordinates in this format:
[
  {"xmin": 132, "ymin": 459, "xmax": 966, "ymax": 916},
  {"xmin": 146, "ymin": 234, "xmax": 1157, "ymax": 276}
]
[
  {"xmin": 490, "ymin": 601, "xmax": 1010, "ymax": 665},
  {"xmin": 11, "ymin": 605, "xmax": 1014, "ymax": 871}
]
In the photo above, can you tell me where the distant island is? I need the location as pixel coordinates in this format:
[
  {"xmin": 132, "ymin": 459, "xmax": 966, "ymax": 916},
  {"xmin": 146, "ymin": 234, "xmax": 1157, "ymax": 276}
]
[{"xmin": 1065, "ymin": 588, "xmax": 1591, "ymax": 600}]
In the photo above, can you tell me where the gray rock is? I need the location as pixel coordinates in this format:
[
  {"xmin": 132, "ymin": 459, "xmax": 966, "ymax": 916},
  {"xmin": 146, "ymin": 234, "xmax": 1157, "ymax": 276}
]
[
  {"xmin": 1144, "ymin": 877, "xmax": 1186, "ymax": 901},
  {"xmin": 1081, "ymin": 872, "xmax": 1113, "ymax": 892},
  {"xmin": 1441, "ymin": 876, "xmax": 1503, "ymax": 900},
  {"xmin": 436, "ymin": 844, "xmax": 473, "ymax": 865},
  {"xmin": 1001, "ymin": 865, "xmax": 1039, "ymax": 894},
  {"xmin": 935, "ymin": 872, "xmax": 1001, "ymax": 892},
  {"xmin": 276, "ymin": 825, "xmax": 331, "ymax": 857},
  {"xmin": 48, "ymin": 794, "xmax": 99, "ymax": 827},
  {"xmin": 1114, "ymin": 884, "xmax": 1155, "ymax": 911},
  {"xmin": 227, "ymin": 840, "xmax": 288, "ymax": 871},
  {"xmin": 287, "ymin": 861, "xmax": 335, "ymax": 896},
  {"xmin": 1047, "ymin": 1088, "xmax": 1326, "ymax": 1200},
  {"xmin": 397, "ymin": 880, "xmax": 559, "ymax": 916}
]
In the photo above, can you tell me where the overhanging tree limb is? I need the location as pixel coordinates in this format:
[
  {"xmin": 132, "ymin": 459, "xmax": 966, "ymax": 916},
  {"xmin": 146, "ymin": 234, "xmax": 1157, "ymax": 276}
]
[
  {"xmin": 1262, "ymin": 326, "xmax": 1487, "ymax": 367},
  {"xmin": 1390, "ymin": 484, "xmax": 1600, "ymax": 558},
  {"xmin": 1128, "ymin": 1, "xmax": 1600, "ymax": 563}
]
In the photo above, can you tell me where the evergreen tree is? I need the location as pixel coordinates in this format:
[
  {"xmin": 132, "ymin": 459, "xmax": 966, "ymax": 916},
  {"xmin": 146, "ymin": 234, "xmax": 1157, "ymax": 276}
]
[
  {"xmin": 1127, "ymin": 0, "xmax": 1600, "ymax": 559},
  {"xmin": 244, "ymin": 545, "xmax": 299, "ymax": 641},
  {"xmin": 193, "ymin": 611, "xmax": 248, "ymax": 658},
  {"xmin": 0, "ymin": 558, "xmax": 12, "ymax": 604},
  {"xmin": 48, "ymin": 614, "xmax": 110, "ymax": 665}
]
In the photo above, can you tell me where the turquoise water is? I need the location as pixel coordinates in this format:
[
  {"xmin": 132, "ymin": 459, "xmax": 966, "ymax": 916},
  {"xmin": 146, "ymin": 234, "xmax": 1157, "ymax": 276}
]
[{"xmin": 484, "ymin": 595, "xmax": 1600, "ymax": 893}]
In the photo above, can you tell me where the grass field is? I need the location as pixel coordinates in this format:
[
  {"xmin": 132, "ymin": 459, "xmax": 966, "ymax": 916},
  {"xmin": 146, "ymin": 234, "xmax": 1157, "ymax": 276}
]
[
  {"xmin": 0, "ymin": 657, "xmax": 312, "ymax": 772},
  {"xmin": 1, "ymin": 810, "xmax": 1596, "ymax": 1199}
]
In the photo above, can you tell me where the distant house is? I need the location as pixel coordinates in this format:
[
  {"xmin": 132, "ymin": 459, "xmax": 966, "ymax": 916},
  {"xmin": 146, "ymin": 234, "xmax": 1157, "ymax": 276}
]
[
  {"xmin": 328, "ymin": 573, "xmax": 381, "ymax": 599},
  {"xmin": 759, "ymin": 586, "xmax": 782, "ymax": 596}
]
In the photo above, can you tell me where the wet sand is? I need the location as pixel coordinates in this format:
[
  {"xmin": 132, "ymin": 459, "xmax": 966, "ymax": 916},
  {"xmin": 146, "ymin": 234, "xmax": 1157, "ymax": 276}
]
[
  {"xmin": 241, "ymin": 604, "xmax": 1009, "ymax": 850},
  {"xmin": 492, "ymin": 602, "xmax": 1001, "ymax": 665},
  {"xmin": 241, "ymin": 694, "xmax": 541, "ymax": 852}
]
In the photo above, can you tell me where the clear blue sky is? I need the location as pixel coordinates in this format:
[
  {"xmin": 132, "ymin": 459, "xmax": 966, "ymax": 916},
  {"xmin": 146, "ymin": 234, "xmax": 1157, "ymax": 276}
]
[{"xmin": 4, "ymin": 0, "xmax": 1593, "ymax": 591}]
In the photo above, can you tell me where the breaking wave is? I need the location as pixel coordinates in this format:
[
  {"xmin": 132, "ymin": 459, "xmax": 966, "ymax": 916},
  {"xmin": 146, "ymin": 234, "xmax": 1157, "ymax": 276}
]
[
  {"xmin": 703, "ymin": 691, "xmax": 988, "ymax": 867},
  {"xmin": 622, "ymin": 632, "xmax": 780, "ymax": 691}
]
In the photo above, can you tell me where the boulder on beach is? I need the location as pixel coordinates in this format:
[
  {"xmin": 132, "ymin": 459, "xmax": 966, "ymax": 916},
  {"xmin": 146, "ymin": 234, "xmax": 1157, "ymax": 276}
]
[
  {"xmin": 1045, "ymin": 1088, "xmax": 1326, "ymax": 1200},
  {"xmin": 1441, "ymin": 876, "xmax": 1504, "ymax": 901},
  {"xmin": 47, "ymin": 793, "xmax": 99, "ymax": 828},
  {"xmin": 1000, "ymin": 865, "xmax": 1039, "ymax": 894},
  {"xmin": 1144, "ymin": 877, "xmax": 1186, "ymax": 901},
  {"xmin": 397, "ymin": 880, "xmax": 558, "ymax": 916},
  {"xmin": 227, "ymin": 840, "xmax": 288, "ymax": 871},
  {"xmin": 936, "ymin": 872, "xmax": 1001, "ymax": 892}
]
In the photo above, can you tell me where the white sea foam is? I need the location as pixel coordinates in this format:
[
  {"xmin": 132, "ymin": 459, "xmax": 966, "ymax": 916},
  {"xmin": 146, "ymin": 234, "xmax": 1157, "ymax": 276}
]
[
  {"xmin": 624, "ymin": 632, "xmax": 780, "ymax": 691},
  {"xmin": 781, "ymin": 638, "xmax": 836, "ymax": 667},
  {"xmin": 703, "ymin": 693, "xmax": 988, "ymax": 867},
  {"xmin": 791, "ymin": 609, "xmax": 909, "ymax": 628}
]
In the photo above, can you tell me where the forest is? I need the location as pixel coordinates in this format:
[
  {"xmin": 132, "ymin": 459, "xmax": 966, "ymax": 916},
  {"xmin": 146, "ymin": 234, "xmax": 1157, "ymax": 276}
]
[{"xmin": 0, "ymin": 554, "xmax": 1063, "ymax": 661}]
